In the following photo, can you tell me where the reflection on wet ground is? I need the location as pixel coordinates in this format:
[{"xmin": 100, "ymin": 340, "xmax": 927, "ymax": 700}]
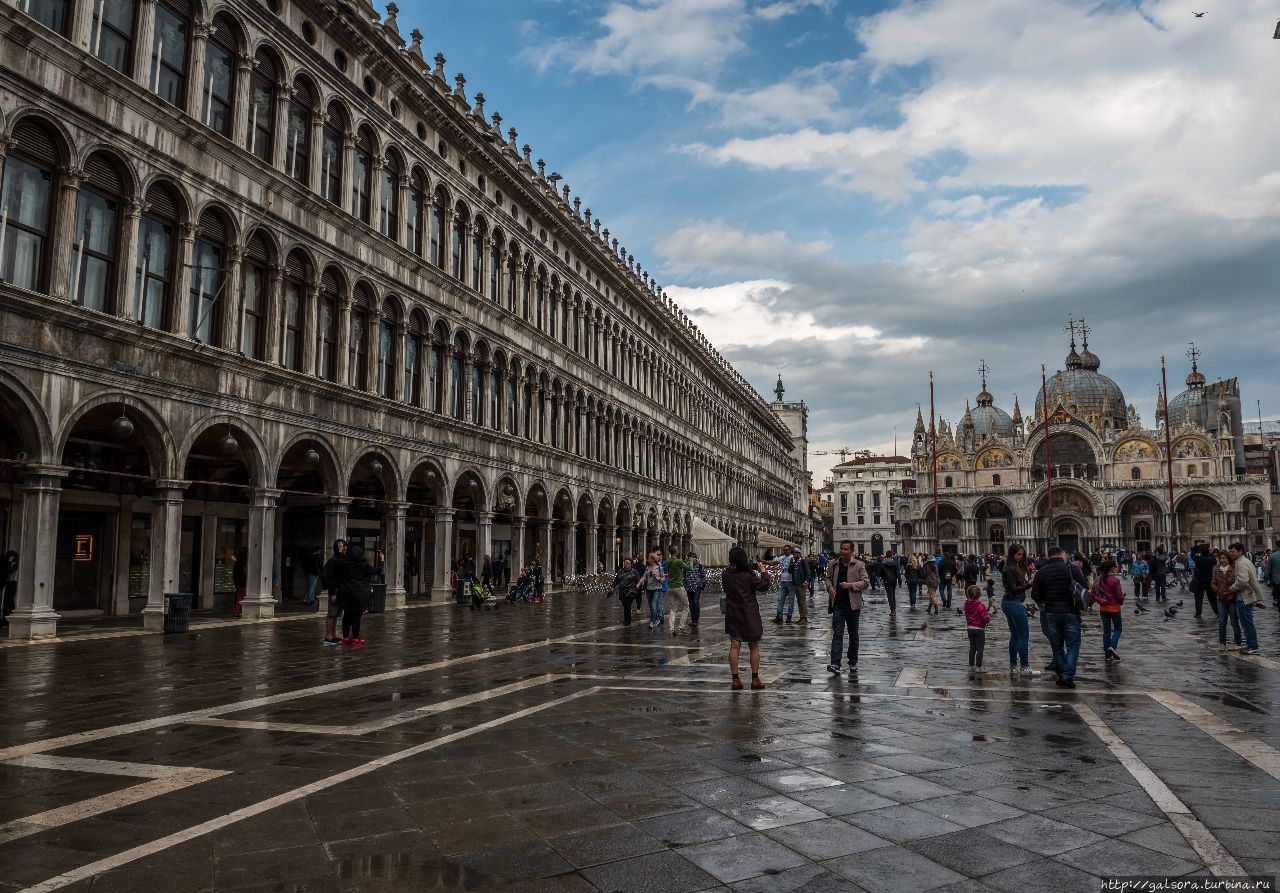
[{"xmin": 2, "ymin": 587, "xmax": 1280, "ymax": 891}]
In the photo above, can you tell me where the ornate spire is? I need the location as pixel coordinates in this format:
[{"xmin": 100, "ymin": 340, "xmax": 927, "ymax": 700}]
[
  {"xmin": 1012, "ymin": 393, "xmax": 1022, "ymax": 424},
  {"xmin": 1185, "ymin": 341, "xmax": 1205, "ymax": 388},
  {"xmin": 1156, "ymin": 384, "xmax": 1166, "ymax": 422},
  {"xmin": 1064, "ymin": 314, "xmax": 1082, "ymax": 369},
  {"xmin": 976, "ymin": 359, "xmax": 994, "ymax": 405},
  {"xmin": 914, "ymin": 404, "xmax": 926, "ymax": 435},
  {"xmin": 1077, "ymin": 317, "xmax": 1100, "ymax": 370},
  {"xmin": 774, "ymin": 374, "xmax": 785, "ymax": 402}
]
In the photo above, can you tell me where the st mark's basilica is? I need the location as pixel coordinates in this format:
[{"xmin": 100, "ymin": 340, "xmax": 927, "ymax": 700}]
[{"xmin": 895, "ymin": 325, "xmax": 1272, "ymax": 558}]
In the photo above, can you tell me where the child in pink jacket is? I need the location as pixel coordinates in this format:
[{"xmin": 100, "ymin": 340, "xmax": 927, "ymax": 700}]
[{"xmin": 964, "ymin": 585, "xmax": 991, "ymax": 675}]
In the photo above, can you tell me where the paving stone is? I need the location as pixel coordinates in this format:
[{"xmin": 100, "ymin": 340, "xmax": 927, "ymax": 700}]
[
  {"xmin": 842, "ymin": 805, "xmax": 966, "ymax": 843},
  {"xmin": 638, "ymin": 808, "xmax": 755, "ymax": 846},
  {"xmin": 730, "ymin": 863, "xmax": 863, "ymax": 893},
  {"xmin": 1053, "ymin": 839, "xmax": 1202, "ymax": 877},
  {"xmin": 763, "ymin": 818, "xmax": 890, "ymax": 861},
  {"xmin": 909, "ymin": 793, "xmax": 1025, "ymax": 828},
  {"xmin": 579, "ymin": 850, "xmax": 721, "ymax": 893},
  {"xmin": 678, "ymin": 832, "xmax": 811, "ymax": 883},
  {"xmin": 982, "ymin": 858, "xmax": 1103, "ymax": 893},
  {"xmin": 546, "ymin": 822, "xmax": 666, "ymax": 868},
  {"xmin": 790, "ymin": 784, "xmax": 899, "ymax": 817},
  {"xmin": 823, "ymin": 845, "xmax": 967, "ymax": 892},
  {"xmin": 980, "ymin": 813, "xmax": 1106, "ymax": 856},
  {"xmin": 718, "ymin": 795, "xmax": 829, "ymax": 831},
  {"xmin": 1047, "ymin": 802, "xmax": 1165, "ymax": 837},
  {"xmin": 905, "ymin": 829, "xmax": 1039, "ymax": 875}
]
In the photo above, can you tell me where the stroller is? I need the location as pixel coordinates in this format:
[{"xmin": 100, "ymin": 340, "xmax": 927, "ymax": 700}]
[
  {"xmin": 507, "ymin": 575, "xmax": 535, "ymax": 603},
  {"xmin": 469, "ymin": 580, "xmax": 499, "ymax": 611}
]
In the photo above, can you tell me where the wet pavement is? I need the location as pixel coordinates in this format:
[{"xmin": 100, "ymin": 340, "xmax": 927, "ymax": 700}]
[{"xmin": 2, "ymin": 585, "xmax": 1279, "ymax": 892}]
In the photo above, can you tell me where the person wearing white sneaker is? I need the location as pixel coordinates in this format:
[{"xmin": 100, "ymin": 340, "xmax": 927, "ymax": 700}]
[
  {"xmin": 1228, "ymin": 543, "xmax": 1263, "ymax": 656},
  {"xmin": 824, "ymin": 540, "xmax": 870, "ymax": 675}
]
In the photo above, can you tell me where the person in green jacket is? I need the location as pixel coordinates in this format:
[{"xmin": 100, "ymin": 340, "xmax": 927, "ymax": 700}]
[{"xmin": 664, "ymin": 545, "xmax": 692, "ymax": 636}]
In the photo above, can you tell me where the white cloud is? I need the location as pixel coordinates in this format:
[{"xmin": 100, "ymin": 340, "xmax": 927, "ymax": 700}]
[{"xmin": 657, "ymin": 219, "xmax": 833, "ymax": 276}]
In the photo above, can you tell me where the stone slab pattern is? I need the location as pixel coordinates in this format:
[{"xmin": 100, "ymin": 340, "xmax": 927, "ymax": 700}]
[{"xmin": 2, "ymin": 590, "xmax": 1278, "ymax": 891}]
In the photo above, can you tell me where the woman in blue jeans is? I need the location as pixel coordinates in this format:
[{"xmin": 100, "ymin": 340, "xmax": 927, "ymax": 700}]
[{"xmin": 1000, "ymin": 544, "xmax": 1038, "ymax": 674}]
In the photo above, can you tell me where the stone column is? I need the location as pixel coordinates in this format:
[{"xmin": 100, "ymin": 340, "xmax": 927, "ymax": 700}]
[
  {"xmin": 335, "ymin": 295, "xmax": 352, "ymax": 386},
  {"xmin": 477, "ymin": 511, "xmax": 495, "ymax": 570},
  {"xmin": 432, "ymin": 509, "xmax": 455, "ymax": 599},
  {"xmin": 133, "ymin": 0, "xmax": 158, "ymax": 91},
  {"xmin": 50, "ymin": 166, "xmax": 85, "ymax": 300},
  {"xmin": 273, "ymin": 82, "xmax": 292, "ymax": 172},
  {"xmin": 7, "ymin": 468, "xmax": 66, "ymax": 640},
  {"xmin": 341, "ymin": 133, "xmax": 356, "ymax": 215},
  {"xmin": 309, "ymin": 106, "xmax": 326, "ymax": 191},
  {"xmin": 241, "ymin": 488, "xmax": 281, "ymax": 620},
  {"xmin": 115, "ymin": 199, "xmax": 146, "ymax": 320},
  {"xmin": 607, "ymin": 525, "xmax": 620, "ymax": 570},
  {"xmin": 261, "ymin": 264, "xmax": 283, "ymax": 364},
  {"xmin": 511, "ymin": 517, "xmax": 526, "ymax": 573},
  {"xmin": 384, "ymin": 502, "xmax": 408, "ymax": 609},
  {"xmin": 220, "ymin": 243, "xmax": 244, "ymax": 352},
  {"xmin": 391, "ymin": 320, "xmax": 407, "ymax": 402},
  {"xmin": 187, "ymin": 18, "xmax": 210, "ymax": 121},
  {"xmin": 586, "ymin": 523, "xmax": 599, "ymax": 573},
  {"xmin": 324, "ymin": 497, "xmax": 351, "ymax": 548},
  {"xmin": 541, "ymin": 523, "xmax": 555, "ymax": 585},
  {"xmin": 565, "ymin": 522, "xmax": 578, "ymax": 578},
  {"xmin": 143, "ymin": 480, "xmax": 187, "ymax": 631},
  {"xmin": 364, "ymin": 307, "xmax": 380, "ymax": 392},
  {"xmin": 301, "ymin": 279, "xmax": 320, "ymax": 376},
  {"xmin": 169, "ymin": 222, "xmax": 196, "ymax": 336},
  {"xmin": 233, "ymin": 54, "xmax": 254, "ymax": 148}
]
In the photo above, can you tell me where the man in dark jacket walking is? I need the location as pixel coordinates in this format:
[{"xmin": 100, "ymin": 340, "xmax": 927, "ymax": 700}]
[
  {"xmin": 1190, "ymin": 542, "xmax": 1217, "ymax": 618},
  {"xmin": 1032, "ymin": 547, "xmax": 1090, "ymax": 688}
]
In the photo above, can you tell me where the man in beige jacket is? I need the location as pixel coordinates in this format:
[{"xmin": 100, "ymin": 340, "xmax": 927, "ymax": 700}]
[
  {"xmin": 1228, "ymin": 544, "xmax": 1263, "ymax": 655},
  {"xmin": 825, "ymin": 540, "xmax": 871, "ymax": 676}
]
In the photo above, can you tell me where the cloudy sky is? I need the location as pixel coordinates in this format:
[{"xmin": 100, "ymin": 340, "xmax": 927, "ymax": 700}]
[{"xmin": 407, "ymin": 0, "xmax": 1280, "ymax": 484}]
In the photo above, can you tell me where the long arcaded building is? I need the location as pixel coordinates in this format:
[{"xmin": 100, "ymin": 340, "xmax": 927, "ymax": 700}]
[{"xmin": 0, "ymin": 0, "xmax": 806, "ymax": 638}]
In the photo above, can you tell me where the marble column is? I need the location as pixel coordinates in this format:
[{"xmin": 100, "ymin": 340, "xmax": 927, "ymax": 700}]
[
  {"xmin": 241, "ymin": 488, "xmax": 281, "ymax": 620},
  {"xmin": 541, "ymin": 523, "xmax": 554, "ymax": 586},
  {"xmin": 324, "ymin": 497, "xmax": 351, "ymax": 549},
  {"xmin": 116, "ymin": 199, "xmax": 145, "ymax": 321},
  {"xmin": 433, "ymin": 509, "xmax": 455, "ymax": 599},
  {"xmin": 50, "ymin": 166, "xmax": 86, "ymax": 300},
  {"xmin": 383, "ymin": 502, "xmax": 408, "ymax": 609},
  {"xmin": 142, "ymin": 481, "xmax": 187, "ymax": 631},
  {"xmin": 585, "ymin": 523, "xmax": 599, "ymax": 573},
  {"xmin": 565, "ymin": 522, "xmax": 578, "ymax": 578},
  {"xmin": 477, "ymin": 511, "xmax": 495, "ymax": 570},
  {"xmin": 6, "ymin": 468, "xmax": 66, "ymax": 640},
  {"xmin": 510, "ymin": 517, "xmax": 526, "ymax": 574}
]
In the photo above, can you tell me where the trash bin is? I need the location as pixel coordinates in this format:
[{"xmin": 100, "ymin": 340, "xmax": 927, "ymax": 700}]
[
  {"xmin": 455, "ymin": 578, "xmax": 469, "ymax": 605},
  {"xmin": 164, "ymin": 592, "xmax": 192, "ymax": 634},
  {"xmin": 368, "ymin": 583, "xmax": 387, "ymax": 614}
]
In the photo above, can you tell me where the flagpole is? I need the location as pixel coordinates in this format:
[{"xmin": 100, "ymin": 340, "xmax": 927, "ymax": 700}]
[
  {"xmin": 1161, "ymin": 355, "xmax": 1177, "ymax": 551},
  {"xmin": 929, "ymin": 371, "xmax": 938, "ymax": 554},
  {"xmin": 1041, "ymin": 364, "xmax": 1054, "ymax": 553}
]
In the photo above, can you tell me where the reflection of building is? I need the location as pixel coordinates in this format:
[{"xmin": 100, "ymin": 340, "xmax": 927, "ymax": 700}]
[
  {"xmin": 0, "ymin": 1, "xmax": 802, "ymax": 637},
  {"xmin": 832, "ymin": 452, "xmax": 913, "ymax": 556},
  {"xmin": 895, "ymin": 330, "xmax": 1272, "ymax": 557}
]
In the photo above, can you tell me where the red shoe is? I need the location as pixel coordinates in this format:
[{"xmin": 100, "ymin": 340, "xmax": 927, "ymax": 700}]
[
  {"xmin": 731, "ymin": 677, "xmax": 744, "ymax": 690},
  {"xmin": 351, "ymin": 639, "xmax": 366, "ymax": 648},
  {"xmin": 751, "ymin": 677, "xmax": 766, "ymax": 690},
  {"xmin": 340, "ymin": 637, "xmax": 352, "ymax": 646}
]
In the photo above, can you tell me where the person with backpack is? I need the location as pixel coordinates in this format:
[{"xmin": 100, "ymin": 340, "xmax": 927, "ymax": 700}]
[
  {"xmin": 938, "ymin": 553, "xmax": 957, "ymax": 608},
  {"xmin": 1093, "ymin": 559, "xmax": 1125, "ymax": 662},
  {"xmin": 921, "ymin": 555, "xmax": 941, "ymax": 615},
  {"xmin": 1031, "ymin": 546, "xmax": 1090, "ymax": 688},
  {"xmin": 335, "ymin": 545, "xmax": 383, "ymax": 647}
]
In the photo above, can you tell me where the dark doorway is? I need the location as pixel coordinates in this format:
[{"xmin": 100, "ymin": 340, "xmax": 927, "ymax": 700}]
[
  {"xmin": 871, "ymin": 534, "xmax": 885, "ymax": 557},
  {"xmin": 55, "ymin": 512, "xmax": 108, "ymax": 612}
]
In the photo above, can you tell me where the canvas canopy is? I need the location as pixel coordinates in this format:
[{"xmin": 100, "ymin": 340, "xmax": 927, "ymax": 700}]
[
  {"xmin": 756, "ymin": 532, "xmax": 797, "ymax": 552},
  {"xmin": 690, "ymin": 516, "xmax": 733, "ymax": 567}
]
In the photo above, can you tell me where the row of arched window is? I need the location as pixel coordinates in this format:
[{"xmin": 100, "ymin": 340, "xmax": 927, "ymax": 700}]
[{"xmin": 11, "ymin": 0, "xmax": 797, "ymax": 506}]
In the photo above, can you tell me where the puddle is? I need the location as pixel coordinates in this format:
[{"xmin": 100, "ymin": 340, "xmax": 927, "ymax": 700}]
[
  {"xmin": 738, "ymin": 753, "xmax": 763, "ymax": 763},
  {"xmin": 972, "ymin": 734, "xmax": 988, "ymax": 742}
]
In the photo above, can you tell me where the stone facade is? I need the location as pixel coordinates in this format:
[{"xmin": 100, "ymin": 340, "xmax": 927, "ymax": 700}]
[
  {"xmin": 0, "ymin": 0, "xmax": 804, "ymax": 637},
  {"xmin": 894, "ymin": 334, "xmax": 1272, "ymax": 557},
  {"xmin": 831, "ymin": 452, "xmax": 912, "ymax": 556}
]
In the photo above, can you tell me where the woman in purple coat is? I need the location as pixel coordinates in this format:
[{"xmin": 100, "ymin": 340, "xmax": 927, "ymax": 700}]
[{"xmin": 723, "ymin": 546, "xmax": 770, "ymax": 690}]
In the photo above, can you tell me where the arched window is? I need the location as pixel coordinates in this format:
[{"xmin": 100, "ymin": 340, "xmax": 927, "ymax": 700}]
[
  {"xmin": 379, "ymin": 151, "xmax": 400, "ymax": 239},
  {"xmin": 944, "ymin": 475, "xmax": 954, "ymax": 488},
  {"xmin": 523, "ymin": 381, "xmax": 534, "ymax": 439},
  {"xmin": 562, "ymin": 295, "xmax": 571, "ymax": 344},
  {"xmin": 135, "ymin": 182, "xmax": 180, "ymax": 330},
  {"xmin": 27, "ymin": 0, "xmax": 71, "ymax": 37},
  {"xmin": 470, "ymin": 219, "xmax": 484, "ymax": 292},
  {"xmin": 287, "ymin": 77, "xmax": 314, "ymax": 185},
  {"xmin": 429, "ymin": 189, "xmax": 446, "ymax": 268},
  {"xmin": 1134, "ymin": 521, "xmax": 1152, "ymax": 543},
  {"xmin": 316, "ymin": 270, "xmax": 340, "ymax": 381},
  {"xmin": 1131, "ymin": 466, "xmax": 1141, "ymax": 480},
  {"xmin": 188, "ymin": 209, "xmax": 227, "ymax": 345},
  {"xmin": 71, "ymin": 153, "xmax": 125, "ymax": 313},
  {"xmin": 93, "ymin": 0, "xmax": 139, "ymax": 75},
  {"xmin": 150, "ymin": 1, "xmax": 190, "ymax": 107},
  {"xmin": 450, "ymin": 351, "xmax": 464, "ymax": 419},
  {"xmin": 377, "ymin": 302, "xmax": 398, "ymax": 399},
  {"xmin": 1186, "ymin": 464, "xmax": 1196, "ymax": 477},
  {"xmin": 239, "ymin": 233, "xmax": 269, "ymax": 359},
  {"xmin": 201, "ymin": 14, "xmax": 238, "ymax": 137},
  {"xmin": 506, "ymin": 372, "xmax": 517, "ymax": 435},
  {"xmin": 0, "ymin": 120, "xmax": 59, "ymax": 293},
  {"xmin": 405, "ymin": 171, "xmax": 424, "ymax": 254},
  {"xmin": 321, "ymin": 102, "xmax": 346, "ymax": 204},
  {"xmin": 280, "ymin": 251, "xmax": 308, "ymax": 371},
  {"xmin": 470, "ymin": 355, "xmax": 482, "ymax": 424},
  {"xmin": 992, "ymin": 473, "xmax": 1001, "ymax": 486},
  {"xmin": 450, "ymin": 205, "xmax": 466, "ymax": 279},
  {"xmin": 348, "ymin": 288, "xmax": 372, "ymax": 388},
  {"xmin": 550, "ymin": 394, "xmax": 560, "ymax": 449},
  {"xmin": 404, "ymin": 318, "xmax": 424, "ymax": 406},
  {"xmin": 351, "ymin": 129, "xmax": 374, "ymax": 223},
  {"xmin": 535, "ymin": 273, "xmax": 545, "ymax": 330},
  {"xmin": 427, "ymin": 340, "xmax": 443, "ymax": 412},
  {"xmin": 248, "ymin": 50, "xmax": 278, "ymax": 162},
  {"xmin": 522, "ymin": 266, "xmax": 532, "ymax": 320}
]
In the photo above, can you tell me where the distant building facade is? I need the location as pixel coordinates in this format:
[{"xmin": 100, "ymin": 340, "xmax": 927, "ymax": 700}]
[{"xmin": 831, "ymin": 452, "xmax": 913, "ymax": 556}]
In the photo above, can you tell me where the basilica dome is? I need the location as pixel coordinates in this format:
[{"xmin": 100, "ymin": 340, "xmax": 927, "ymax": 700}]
[
  {"xmin": 971, "ymin": 388, "xmax": 1014, "ymax": 438},
  {"xmin": 1167, "ymin": 363, "xmax": 1207, "ymax": 423},
  {"xmin": 1034, "ymin": 337, "xmax": 1127, "ymax": 428}
]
